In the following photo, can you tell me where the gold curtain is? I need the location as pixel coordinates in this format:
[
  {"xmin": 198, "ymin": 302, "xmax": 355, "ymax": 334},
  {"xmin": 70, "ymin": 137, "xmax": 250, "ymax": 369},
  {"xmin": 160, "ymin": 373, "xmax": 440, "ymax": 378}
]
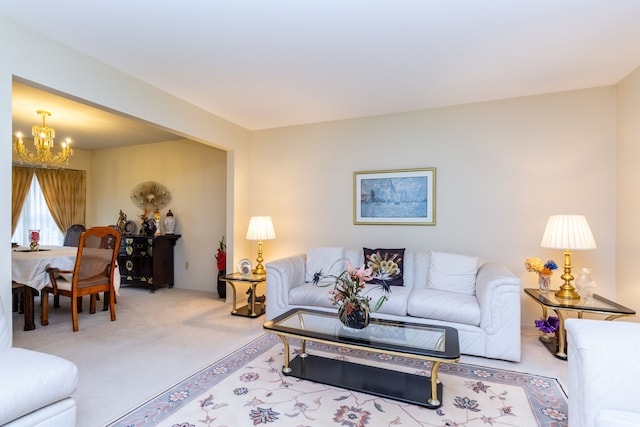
[
  {"xmin": 35, "ymin": 168, "xmax": 87, "ymax": 234},
  {"xmin": 11, "ymin": 166, "xmax": 35, "ymax": 234}
]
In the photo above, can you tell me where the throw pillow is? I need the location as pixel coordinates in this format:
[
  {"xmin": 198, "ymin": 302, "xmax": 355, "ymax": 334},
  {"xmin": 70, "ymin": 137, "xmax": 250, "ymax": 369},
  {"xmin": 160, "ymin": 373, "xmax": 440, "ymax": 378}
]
[
  {"xmin": 305, "ymin": 247, "xmax": 344, "ymax": 284},
  {"xmin": 363, "ymin": 248, "xmax": 405, "ymax": 286},
  {"xmin": 428, "ymin": 251, "xmax": 479, "ymax": 295}
]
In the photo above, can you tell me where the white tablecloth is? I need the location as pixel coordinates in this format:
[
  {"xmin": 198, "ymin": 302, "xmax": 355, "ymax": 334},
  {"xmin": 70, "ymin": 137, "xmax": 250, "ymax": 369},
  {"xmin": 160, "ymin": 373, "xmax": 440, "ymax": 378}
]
[{"xmin": 11, "ymin": 246, "xmax": 121, "ymax": 293}]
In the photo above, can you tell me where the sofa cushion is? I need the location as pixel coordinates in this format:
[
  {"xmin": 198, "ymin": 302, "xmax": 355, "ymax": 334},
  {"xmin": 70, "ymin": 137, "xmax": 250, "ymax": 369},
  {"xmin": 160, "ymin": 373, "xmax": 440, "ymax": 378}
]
[
  {"xmin": 305, "ymin": 247, "xmax": 344, "ymax": 283},
  {"xmin": 407, "ymin": 288, "xmax": 481, "ymax": 326},
  {"xmin": 363, "ymin": 248, "xmax": 405, "ymax": 286},
  {"xmin": 428, "ymin": 251, "xmax": 479, "ymax": 295}
]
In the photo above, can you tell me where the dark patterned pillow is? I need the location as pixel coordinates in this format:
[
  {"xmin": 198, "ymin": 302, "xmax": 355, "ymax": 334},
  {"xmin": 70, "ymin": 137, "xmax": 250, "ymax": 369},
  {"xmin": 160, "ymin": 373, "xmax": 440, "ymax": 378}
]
[{"xmin": 363, "ymin": 248, "xmax": 405, "ymax": 286}]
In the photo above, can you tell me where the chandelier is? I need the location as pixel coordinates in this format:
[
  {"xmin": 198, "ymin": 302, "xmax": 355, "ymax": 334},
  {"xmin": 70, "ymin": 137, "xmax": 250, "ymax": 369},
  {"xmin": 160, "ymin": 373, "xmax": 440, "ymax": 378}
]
[{"xmin": 14, "ymin": 110, "xmax": 73, "ymax": 166}]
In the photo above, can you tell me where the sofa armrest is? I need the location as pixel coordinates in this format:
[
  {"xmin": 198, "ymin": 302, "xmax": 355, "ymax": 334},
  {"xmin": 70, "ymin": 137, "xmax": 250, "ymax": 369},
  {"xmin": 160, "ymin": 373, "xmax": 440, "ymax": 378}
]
[
  {"xmin": 475, "ymin": 263, "xmax": 521, "ymax": 361},
  {"xmin": 566, "ymin": 319, "xmax": 640, "ymax": 427},
  {"xmin": 265, "ymin": 253, "xmax": 306, "ymax": 320}
]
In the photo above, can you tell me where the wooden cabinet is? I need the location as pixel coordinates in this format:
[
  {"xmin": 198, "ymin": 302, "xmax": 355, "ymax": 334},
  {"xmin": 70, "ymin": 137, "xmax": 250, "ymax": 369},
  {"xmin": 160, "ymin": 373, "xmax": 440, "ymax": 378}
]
[{"xmin": 118, "ymin": 234, "xmax": 181, "ymax": 292}]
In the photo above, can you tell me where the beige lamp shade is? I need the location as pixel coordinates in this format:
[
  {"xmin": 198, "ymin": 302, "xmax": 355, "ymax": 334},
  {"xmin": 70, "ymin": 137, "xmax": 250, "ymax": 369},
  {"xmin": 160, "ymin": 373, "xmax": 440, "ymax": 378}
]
[
  {"xmin": 540, "ymin": 214, "xmax": 596, "ymax": 250},
  {"xmin": 246, "ymin": 216, "xmax": 276, "ymax": 241}
]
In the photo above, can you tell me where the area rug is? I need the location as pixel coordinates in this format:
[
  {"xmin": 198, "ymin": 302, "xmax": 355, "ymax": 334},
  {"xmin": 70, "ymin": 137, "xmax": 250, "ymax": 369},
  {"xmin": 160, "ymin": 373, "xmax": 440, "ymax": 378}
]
[{"xmin": 108, "ymin": 334, "xmax": 568, "ymax": 427}]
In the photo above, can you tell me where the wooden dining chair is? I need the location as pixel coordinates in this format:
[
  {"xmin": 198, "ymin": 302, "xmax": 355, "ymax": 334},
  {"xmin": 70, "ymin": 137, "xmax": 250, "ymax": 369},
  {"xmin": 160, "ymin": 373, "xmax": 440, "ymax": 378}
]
[{"xmin": 41, "ymin": 226, "xmax": 122, "ymax": 331}]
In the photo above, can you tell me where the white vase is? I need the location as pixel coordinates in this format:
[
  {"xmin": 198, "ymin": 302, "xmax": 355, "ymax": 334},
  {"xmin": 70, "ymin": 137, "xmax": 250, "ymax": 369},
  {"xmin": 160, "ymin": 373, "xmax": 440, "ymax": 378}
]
[
  {"xmin": 164, "ymin": 210, "xmax": 176, "ymax": 234},
  {"xmin": 576, "ymin": 267, "xmax": 595, "ymax": 302}
]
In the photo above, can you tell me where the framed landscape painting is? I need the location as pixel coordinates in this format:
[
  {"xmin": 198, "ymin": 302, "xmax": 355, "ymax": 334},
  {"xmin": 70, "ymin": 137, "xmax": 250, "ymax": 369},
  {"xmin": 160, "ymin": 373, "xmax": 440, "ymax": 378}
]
[{"xmin": 354, "ymin": 168, "xmax": 436, "ymax": 225}]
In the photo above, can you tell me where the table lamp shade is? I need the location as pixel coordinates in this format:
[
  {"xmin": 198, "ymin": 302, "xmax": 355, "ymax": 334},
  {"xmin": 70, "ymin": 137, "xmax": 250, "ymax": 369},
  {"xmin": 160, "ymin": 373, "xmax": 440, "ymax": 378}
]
[
  {"xmin": 540, "ymin": 214, "xmax": 596, "ymax": 250},
  {"xmin": 246, "ymin": 216, "xmax": 276, "ymax": 241}
]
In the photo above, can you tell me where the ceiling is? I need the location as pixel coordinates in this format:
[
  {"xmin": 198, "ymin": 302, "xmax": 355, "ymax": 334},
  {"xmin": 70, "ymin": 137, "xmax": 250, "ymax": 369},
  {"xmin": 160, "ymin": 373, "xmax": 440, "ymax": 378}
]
[{"xmin": 4, "ymin": 1, "xmax": 640, "ymax": 150}]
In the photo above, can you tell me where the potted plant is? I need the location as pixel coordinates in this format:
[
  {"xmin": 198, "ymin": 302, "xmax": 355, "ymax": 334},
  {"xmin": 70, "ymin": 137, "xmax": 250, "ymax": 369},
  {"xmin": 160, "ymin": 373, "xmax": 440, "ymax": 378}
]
[{"xmin": 216, "ymin": 236, "xmax": 226, "ymax": 298}]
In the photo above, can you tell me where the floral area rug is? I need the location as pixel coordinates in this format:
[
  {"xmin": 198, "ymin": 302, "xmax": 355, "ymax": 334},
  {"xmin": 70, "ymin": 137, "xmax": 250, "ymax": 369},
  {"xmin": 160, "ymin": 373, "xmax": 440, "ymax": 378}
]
[{"xmin": 108, "ymin": 334, "xmax": 568, "ymax": 427}]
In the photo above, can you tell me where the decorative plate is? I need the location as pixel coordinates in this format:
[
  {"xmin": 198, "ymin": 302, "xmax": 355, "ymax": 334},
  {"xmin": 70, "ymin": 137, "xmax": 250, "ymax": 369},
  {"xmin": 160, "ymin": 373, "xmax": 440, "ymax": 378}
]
[
  {"xmin": 123, "ymin": 220, "xmax": 137, "ymax": 235},
  {"xmin": 237, "ymin": 259, "xmax": 252, "ymax": 276}
]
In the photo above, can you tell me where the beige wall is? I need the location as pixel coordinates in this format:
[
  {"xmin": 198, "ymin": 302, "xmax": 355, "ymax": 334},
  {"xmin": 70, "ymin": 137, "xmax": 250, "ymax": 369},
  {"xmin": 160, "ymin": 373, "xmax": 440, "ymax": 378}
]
[
  {"xmin": 251, "ymin": 87, "xmax": 618, "ymax": 326},
  {"xmin": 1, "ymin": 16, "xmax": 252, "ymax": 330},
  {"xmin": 616, "ymin": 65, "xmax": 640, "ymax": 317}
]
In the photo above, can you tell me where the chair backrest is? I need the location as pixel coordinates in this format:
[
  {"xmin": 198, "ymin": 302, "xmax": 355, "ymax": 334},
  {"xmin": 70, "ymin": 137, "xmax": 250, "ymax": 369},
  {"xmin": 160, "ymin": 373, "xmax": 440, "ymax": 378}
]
[
  {"xmin": 72, "ymin": 227, "xmax": 122, "ymax": 286},
  {"xmin": 63, "ymin": 224, "xmax": 86, "ymax": 247}
]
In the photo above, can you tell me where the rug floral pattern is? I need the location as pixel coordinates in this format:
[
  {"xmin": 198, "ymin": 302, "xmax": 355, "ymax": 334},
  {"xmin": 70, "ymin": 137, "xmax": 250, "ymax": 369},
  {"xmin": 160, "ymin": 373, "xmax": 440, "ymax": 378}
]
[{"xmin": 108, "ymin": 334, "xmax": 568, "ymax": 427}]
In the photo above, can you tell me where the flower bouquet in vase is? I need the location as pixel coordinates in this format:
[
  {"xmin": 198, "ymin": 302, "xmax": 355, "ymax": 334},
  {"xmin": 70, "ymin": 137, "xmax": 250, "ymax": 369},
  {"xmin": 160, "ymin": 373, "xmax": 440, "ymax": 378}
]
[
  {"xmin": 313, "ymin": 260, "xmax": 390, "ymax": 329},
  {"xmin": 524, "ymin": 258, "xmax": 558, "ymax": 292},
  {"xmin": 215, "ymin": 236, "xmax": 226, "ymax": 298}
]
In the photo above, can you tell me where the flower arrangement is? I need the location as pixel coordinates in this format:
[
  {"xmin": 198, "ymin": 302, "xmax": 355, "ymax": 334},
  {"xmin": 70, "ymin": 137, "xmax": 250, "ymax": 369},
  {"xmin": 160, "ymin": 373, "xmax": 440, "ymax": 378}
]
[
  {"xmin": 524, "ymin": 258, "xmax": 558, "ymax": 277},
  {"xmin": 535, "ymin": 316, "xmax": 559, "ymax": 333},
  {"xmin": 215, "ymin": 236, "xmax": 226, "ymax": 273},
  {"xmin": 524, "ymin": 257, "xmax": 558, "ymax": 290},
  {"xmin": 313, "ymin": 259, "xmax": 390, "ymax": 323}
]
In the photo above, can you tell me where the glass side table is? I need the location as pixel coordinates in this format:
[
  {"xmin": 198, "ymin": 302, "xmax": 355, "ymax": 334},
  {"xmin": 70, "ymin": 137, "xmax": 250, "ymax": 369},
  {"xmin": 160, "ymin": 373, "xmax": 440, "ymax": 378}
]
[
  {"xmin": 222, "ymin": 272, "xmax": 266, "ymax": 318},
  {"xmin": 524, "ymin": 288, "xmax": 635, "ymax": 360}
]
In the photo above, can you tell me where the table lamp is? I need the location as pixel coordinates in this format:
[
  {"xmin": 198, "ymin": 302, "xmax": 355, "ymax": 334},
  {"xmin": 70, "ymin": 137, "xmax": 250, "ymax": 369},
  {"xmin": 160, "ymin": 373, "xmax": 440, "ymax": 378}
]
[
  {"xmin": 540, "ymin": 214, "xmax": 597, "ymax": 300},
  {"xmin": 246, "ymin": 216, "xmax": 276, "ymax": 275}
]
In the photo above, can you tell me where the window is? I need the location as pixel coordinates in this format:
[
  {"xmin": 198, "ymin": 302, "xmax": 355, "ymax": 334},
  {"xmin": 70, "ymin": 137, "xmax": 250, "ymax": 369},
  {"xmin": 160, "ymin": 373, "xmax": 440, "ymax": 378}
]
[{"xmin": 12, "ymin": 177, "xmax": 64, "ymax": 246}]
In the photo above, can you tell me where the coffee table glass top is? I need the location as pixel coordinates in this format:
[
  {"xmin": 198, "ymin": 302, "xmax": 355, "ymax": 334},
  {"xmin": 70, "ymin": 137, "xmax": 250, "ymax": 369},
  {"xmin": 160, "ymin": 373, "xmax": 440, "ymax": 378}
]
[
  {"xmin": 264, "ymin": 309, "xmax": 460, "ymax": 360},
  {"xmin": 524, "ymin": 288, "xmax": 635, "ymax": 315}
]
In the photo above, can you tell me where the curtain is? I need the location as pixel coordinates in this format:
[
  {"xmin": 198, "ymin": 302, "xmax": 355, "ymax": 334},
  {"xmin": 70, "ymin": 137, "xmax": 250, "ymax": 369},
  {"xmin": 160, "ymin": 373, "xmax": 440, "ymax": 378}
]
[
  {"xmin": 35, "ymin": 168, "xmax": 87, "ymax": 234},
  {"xmin": 11, "ymin": 166, "xmax": 35, "ymax": 235}
]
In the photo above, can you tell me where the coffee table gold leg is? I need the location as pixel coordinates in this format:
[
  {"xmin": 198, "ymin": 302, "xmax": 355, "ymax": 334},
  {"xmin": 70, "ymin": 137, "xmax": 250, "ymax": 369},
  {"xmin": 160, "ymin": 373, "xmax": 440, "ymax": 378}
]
[
  {"xmin": 277, "ymin": 335, "xmax": 292, "ymax": 373},
  {"xmin": 300, "ymin": 339, "xmax": 307, "ymax": 358},
  {"xmin": 428, "ymin": 361, "xmax": 442, "ymax": 406}
]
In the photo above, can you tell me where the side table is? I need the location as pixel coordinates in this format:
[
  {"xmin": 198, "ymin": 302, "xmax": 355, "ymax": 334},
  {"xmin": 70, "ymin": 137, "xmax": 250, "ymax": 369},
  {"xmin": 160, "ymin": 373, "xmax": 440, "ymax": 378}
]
[
  {"xmin": 524, "ymin": 288, "xmax": 635, "ymax": 360},
  {"xmin": 222, "ymin": 272, "xmax": 266, "ymax": 318}
]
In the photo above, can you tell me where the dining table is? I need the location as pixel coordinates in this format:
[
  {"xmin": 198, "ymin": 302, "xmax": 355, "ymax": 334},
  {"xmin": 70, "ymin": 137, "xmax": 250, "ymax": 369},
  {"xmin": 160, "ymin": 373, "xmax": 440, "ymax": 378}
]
[{"xmin": 11, "ymin": 245, "xmax": 120, "ymax": 331}]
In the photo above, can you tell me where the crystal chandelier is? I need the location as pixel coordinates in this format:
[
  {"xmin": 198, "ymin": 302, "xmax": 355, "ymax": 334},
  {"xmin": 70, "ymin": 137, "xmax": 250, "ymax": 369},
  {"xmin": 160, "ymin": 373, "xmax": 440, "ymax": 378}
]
[{"xmin": 14, "ymin": 110, "xmax": 73, "ymax": 166}]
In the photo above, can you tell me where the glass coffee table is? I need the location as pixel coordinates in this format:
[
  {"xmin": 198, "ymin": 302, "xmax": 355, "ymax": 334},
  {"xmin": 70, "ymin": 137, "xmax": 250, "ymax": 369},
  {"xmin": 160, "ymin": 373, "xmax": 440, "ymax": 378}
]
[{"xmin": 263, "ymin": 308, "xmax": 460, "ymax": 408}]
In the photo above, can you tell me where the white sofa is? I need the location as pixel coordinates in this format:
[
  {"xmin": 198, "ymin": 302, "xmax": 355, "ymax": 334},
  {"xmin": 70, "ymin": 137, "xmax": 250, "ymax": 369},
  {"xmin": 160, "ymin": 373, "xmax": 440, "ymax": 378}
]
[
  {"xmin": 0, "ymin": 296, "xmax": 78, "ymax": 426},
  {"xmin": 266, "ymin": 248, "xmax": 521, "ymax": 361},
  {"xmin": 566, "ymin": 318, "xmax": 640, "ymax": 427}
]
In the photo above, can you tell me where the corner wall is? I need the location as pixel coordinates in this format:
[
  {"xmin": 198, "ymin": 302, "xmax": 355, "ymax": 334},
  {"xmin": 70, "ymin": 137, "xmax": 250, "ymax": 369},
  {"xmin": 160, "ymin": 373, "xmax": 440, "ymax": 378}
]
[
  {"xmin": 251, "ymin": 87, "xmax": 618, "ymax": 326},
  {"xmin": 616, "ymin": 65, "xmax": 640, "ymax": 318}
]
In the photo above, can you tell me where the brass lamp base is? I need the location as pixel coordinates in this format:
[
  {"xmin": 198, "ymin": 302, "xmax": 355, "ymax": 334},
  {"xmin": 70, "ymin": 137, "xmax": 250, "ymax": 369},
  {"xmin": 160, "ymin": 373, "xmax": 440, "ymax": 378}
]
[
  {"xmin": 554, "ymin": 249, "xmax": 580, "ymax": 300},
  {"xmin": 555, "ymin": 285, "xmax": 581, "ymax": 300},
  {"xmin": 253, "ymin": 240, "xmax": 267, "ymax": 276}
]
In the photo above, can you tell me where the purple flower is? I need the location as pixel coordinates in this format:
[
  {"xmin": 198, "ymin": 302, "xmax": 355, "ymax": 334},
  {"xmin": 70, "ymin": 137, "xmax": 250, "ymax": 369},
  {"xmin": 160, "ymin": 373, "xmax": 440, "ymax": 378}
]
[
  {"xmin": 544, "ymin": 260, "xmax": 558, "ymax": 271},
  {"xmin": 535, "ymin": 316, "xmax": 559, "ymax": 333}
]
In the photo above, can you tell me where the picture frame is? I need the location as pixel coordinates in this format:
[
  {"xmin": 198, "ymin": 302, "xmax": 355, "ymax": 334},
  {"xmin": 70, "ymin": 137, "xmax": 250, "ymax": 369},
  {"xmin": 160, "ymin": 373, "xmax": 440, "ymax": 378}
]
[{"xmin": 354, "ymin": 168, "xmax": 436, "ymax": 225}]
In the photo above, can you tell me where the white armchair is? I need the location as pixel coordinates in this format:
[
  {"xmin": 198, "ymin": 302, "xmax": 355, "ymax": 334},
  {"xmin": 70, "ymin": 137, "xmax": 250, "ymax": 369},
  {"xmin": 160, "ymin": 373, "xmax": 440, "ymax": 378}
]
[
  {"xmin": 566, "ymin": 318, "xmax": 640, "ymax": 427},
  {"xmin": 0, "ymin": 295, "xmax": 78, "ymax": 426}
]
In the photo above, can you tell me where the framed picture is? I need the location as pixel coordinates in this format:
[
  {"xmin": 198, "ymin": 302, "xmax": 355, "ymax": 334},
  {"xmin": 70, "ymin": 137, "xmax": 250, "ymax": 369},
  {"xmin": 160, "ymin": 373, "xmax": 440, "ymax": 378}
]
[{"xmin": 354, "ymin": 168, "xmax": 436, "ymax": 225}]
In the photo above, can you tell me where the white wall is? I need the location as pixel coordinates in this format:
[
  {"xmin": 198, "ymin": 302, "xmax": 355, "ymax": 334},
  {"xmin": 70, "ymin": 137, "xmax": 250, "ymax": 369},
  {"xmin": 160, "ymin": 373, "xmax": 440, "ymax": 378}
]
[
  {"xmin": 616, "ymin": 65, "xmax": 640, "ymax": 317},
  {"xmin": 251, "ymin": 87, "xmax": 618, "ymax": 326},
  {"xmin": 1, "ymin": 16, "xmax": 251, "ymax": 333}
]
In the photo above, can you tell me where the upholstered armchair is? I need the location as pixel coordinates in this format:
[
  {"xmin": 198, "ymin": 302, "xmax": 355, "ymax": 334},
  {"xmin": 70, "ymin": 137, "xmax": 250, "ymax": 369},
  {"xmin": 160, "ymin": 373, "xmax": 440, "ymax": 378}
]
[
  {"xmin": 0, "ymin": 295, "xmax": 78, "ymax": 426},
  {"xmin": 566, "ymin": 318, "xmax": 640, "ymax": 427}
]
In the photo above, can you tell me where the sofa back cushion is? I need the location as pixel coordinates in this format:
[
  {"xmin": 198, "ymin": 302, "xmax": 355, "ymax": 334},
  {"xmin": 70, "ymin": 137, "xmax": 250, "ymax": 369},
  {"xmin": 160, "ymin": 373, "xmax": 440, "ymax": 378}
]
[
  {"xmin": 305, "ymin": 247, "xmax": 344, "ymax": 283},
  {"xmin": 427, "ymin": 251, "xmax": 481, "ymax": 295}
]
